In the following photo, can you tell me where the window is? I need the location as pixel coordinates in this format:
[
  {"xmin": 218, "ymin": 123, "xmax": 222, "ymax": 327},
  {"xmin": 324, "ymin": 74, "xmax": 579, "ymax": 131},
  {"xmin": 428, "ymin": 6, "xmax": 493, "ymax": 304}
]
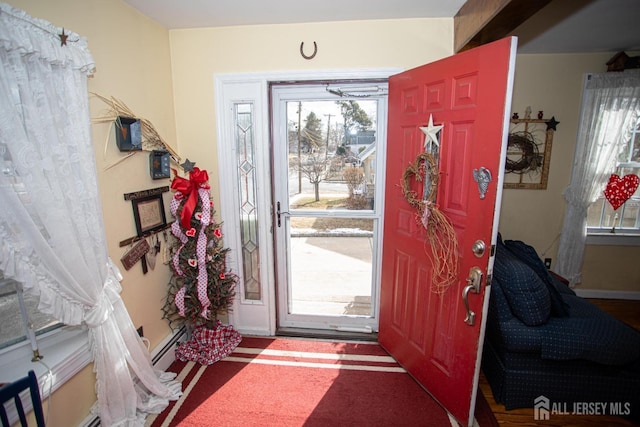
[
  {"xmin": 234, "ymin": 103, "xmax": 262, "ymax": 301},
  {"xmin": 587, "ymin": 118, "xmax": 640, "ymax": 237},
  {"xmin": 0, "ymin": 121, "xmax": 89, "ymax": 397},
  {"xmin": 1, "ymin": 234, "xmax": 89, "ymax": 403},
  {"xmin": 555, "ymin": 71, "xmax": 640, "ymax": 284},
  {"xmin": 0, "ymin": 273, "xmax": 90, "ymax": 409},
  {"xmin": 0, "ymin": 276, "xmax": 61, "ymax": 351}
]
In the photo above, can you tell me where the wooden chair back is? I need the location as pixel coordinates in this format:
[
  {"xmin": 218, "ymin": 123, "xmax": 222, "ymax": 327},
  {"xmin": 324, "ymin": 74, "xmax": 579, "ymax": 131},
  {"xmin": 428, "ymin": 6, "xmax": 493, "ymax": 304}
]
[{"xmin": 0, "ymin": 370, "xmax": 45, "ymax": 427}]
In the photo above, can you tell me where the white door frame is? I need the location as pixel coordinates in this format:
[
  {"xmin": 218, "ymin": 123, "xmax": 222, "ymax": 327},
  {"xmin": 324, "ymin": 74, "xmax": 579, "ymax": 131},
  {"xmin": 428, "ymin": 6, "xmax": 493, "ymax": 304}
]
[{"xmin": 215, "ymin": 68, "xmax": 401, "ymax": 336}]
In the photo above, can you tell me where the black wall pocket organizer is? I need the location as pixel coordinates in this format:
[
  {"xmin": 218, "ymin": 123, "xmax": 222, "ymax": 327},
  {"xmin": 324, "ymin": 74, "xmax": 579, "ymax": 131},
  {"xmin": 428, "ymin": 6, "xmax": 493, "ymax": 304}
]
[
  {"xmin": 115, "ymin": 116, "xmax": 142, "ymax": 151},
  {"xmin": 150, "ymin": 150, "xmax": 171, "ymax": 179}
]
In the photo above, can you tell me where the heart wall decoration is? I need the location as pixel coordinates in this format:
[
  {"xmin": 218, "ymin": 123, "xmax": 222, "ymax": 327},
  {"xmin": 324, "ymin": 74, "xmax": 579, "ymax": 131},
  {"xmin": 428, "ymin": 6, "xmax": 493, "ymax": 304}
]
[{"xmin": 604, "ymin": 173, "xmax": 639, "ymax": 210}]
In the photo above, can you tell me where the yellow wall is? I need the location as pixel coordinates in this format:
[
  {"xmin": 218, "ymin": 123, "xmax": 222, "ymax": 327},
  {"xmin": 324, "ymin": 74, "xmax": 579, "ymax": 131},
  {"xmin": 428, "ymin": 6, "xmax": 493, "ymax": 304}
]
[
  {"xmin": 502, "ymin": 51, "xmax": 640, "ymax": 292},
  {"xmin": 582, "ymin": 245, "xmax": 640, "ymax": 290},
  {"xmin": 169, "ymin": 19, "xmax": 453, "ymax": 209},
  {"xmin": 7, "ymin": 0, "xmax": 177, "ymax": 425}
]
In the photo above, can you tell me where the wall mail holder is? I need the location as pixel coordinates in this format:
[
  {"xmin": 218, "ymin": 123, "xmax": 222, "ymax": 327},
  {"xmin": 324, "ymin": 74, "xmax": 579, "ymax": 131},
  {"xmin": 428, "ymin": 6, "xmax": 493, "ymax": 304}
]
[
  {"xmin": 150, "ymin": 150, "xmax": 171, "ymax": 179},
  {"xmin": 115, "ymin": 116, "xmax": 142, "ymax": 151}
]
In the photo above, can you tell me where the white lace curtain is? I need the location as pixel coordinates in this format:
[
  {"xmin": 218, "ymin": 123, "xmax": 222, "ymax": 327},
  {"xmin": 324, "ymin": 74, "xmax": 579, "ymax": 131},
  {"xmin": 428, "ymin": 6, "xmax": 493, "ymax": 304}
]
[
  {"xmin": 555, "ymin": 70, "xmax": 640, "ymax": 285},
  {"xmin": 0, "ymin": 3, "xmax": 180, "ymax": 426}
]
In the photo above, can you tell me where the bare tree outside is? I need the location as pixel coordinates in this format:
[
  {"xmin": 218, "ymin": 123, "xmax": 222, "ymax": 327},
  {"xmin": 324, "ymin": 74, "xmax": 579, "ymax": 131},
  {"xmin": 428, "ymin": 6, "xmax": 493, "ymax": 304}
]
[{"xmin": 290, "ymin": 153, "xmax": 332, "ymax": 202}]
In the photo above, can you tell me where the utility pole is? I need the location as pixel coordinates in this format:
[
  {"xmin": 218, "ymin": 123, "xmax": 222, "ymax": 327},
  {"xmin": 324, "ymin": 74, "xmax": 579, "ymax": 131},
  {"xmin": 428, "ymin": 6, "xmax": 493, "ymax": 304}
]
[{"xmin": 324, "ymin": 113, "xmax": 334, "ymax": 161}]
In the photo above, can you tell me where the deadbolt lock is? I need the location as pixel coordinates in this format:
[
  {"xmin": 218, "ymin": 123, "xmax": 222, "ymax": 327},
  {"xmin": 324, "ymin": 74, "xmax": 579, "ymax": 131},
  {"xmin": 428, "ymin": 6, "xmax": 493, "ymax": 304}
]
[{"xmin": 472, "ymin": 240, "xmax": 486, "ymax": 258}]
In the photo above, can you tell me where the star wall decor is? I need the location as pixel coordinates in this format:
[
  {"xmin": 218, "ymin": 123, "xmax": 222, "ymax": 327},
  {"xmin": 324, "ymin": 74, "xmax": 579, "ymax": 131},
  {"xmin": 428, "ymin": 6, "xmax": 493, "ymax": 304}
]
[
  {"xmin": 59, "ymin": 28, "xmax": 68, "ymax": 46},
  {"xmin": 181, "ymin": 158, "xmax": 196, "ymax": 172},
  {"xmin": 545, "ymin": 116, "xmax": 559, "ymax": 131},
  {"xmin": 419, "ymin": 114, "xmax": 443, "ymax": 154}
]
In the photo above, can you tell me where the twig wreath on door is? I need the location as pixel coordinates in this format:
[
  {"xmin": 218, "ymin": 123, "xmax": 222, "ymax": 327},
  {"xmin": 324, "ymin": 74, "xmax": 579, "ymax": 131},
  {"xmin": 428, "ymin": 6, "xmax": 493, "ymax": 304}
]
[{"xmin": 401, "ymin": 115, "xmax": 459, "ymax": 294}]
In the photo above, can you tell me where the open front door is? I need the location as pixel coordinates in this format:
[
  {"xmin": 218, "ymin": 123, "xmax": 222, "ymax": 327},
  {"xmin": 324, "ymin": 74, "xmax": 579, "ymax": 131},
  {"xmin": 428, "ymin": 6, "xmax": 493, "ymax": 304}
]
[{"xmin": 379, "ymin": 37, "xmax": 517, "ymax": 426}]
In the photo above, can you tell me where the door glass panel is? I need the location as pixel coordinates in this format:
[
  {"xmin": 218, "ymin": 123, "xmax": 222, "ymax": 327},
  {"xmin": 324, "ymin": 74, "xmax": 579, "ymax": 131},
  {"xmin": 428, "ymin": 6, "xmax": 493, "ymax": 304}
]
[
  {"xmin": 235, "ymin": 103, "xmax": 261, "ymax": 301},
  {"xmin": 287, "ymin": 100, "xmax": 378, "ymax": 211},
  {"xmin": 289, "ymin": 217, "xmax": 374, "ymax": 316}
]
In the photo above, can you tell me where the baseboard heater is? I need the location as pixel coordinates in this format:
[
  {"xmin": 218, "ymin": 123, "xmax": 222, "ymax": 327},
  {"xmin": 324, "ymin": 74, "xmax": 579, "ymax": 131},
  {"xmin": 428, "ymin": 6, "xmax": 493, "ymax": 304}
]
[{"xmin": 151, "ymin": 326, "xmax": 186, "ymax": 371}]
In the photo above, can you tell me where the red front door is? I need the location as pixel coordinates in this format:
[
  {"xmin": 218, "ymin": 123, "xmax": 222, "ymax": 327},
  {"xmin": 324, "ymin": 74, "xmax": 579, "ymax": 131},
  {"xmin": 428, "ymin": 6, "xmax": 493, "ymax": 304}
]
[{"xmin": 379, "ymin": 37, "xmax": 517, "ymax": 427}]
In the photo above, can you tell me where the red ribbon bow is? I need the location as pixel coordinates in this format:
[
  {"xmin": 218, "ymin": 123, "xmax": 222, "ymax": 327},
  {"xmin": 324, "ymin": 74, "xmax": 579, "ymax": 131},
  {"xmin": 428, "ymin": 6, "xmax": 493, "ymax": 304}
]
[{"xmin": 171, "ymin": 167, "xmax": 210, "ymax": 229}]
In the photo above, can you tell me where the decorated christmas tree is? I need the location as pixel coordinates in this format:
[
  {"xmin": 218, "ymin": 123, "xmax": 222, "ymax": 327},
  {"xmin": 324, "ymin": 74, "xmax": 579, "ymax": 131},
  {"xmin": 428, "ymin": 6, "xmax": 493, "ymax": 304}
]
[{"xmin": 162, "ymin": 160, "xmax": 239, "ymax": 353}]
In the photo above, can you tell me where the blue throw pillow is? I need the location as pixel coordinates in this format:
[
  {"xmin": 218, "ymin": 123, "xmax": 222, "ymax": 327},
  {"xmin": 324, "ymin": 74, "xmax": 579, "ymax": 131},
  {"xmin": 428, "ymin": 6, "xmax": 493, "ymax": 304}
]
[
  {"xmin": 504, "ymin": 239, "xmax": 571, "ymax": 317},
  {"xmin": 494, "ymin": 241, "xmax": 551, "ymax": 326}
]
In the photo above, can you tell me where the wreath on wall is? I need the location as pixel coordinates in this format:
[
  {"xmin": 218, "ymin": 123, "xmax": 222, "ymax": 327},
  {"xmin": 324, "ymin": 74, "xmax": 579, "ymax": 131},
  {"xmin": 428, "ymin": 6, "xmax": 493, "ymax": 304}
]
[
  {"xmin": 505, "ymin": 131, "xmax": 542, "ymax": 174},
  {"xmin": 401, "ymin": 152, "xmax": 459, "ymax": 294}
]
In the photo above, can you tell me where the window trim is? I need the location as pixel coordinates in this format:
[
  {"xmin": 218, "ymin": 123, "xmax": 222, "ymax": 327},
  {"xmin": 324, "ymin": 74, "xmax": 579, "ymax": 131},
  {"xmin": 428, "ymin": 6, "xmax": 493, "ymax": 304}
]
[{"xmin": 585, "ymin": 231, "xmax": 640, "ymax": 246}]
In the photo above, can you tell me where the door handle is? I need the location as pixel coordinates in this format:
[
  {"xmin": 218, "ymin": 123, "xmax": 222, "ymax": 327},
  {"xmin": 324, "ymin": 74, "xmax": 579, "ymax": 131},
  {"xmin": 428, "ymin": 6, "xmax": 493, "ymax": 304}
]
[
  {"xmin": 276, "ymin": 202, "xmax": 290, "ymax": 228},
  {"xmin": 462, "ymin": 266, "xmax": 483, "ymax": 326}
]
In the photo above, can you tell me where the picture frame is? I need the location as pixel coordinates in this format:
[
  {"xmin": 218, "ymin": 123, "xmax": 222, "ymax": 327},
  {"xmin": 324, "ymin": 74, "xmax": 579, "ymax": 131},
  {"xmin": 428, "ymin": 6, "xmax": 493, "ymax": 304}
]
[
  {"xmin": 132, "ymin": 193, "xmax": 167, "ymax": 236},
  {"xmin": 503, "ymin": 119, "xmax": 555, "ymax": 190}
]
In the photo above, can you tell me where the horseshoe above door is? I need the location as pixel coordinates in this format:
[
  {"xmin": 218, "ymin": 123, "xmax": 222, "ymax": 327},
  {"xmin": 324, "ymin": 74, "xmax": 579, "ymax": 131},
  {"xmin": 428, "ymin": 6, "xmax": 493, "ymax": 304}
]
[{"xmin": 300, "ymin": 41, "xmax": 317, "ymax": 60}]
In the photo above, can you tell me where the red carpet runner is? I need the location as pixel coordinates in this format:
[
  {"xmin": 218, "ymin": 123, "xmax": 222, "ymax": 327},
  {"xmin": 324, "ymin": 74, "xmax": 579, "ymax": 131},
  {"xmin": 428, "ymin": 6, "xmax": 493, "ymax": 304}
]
[{"xmin": 149, "ymin": 337, "xmax": 497, "ymax": 427}]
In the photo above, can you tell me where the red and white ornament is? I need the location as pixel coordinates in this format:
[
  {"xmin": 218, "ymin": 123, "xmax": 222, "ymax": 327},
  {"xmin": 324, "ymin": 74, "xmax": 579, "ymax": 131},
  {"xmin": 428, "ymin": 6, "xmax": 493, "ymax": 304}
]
[{"xmin": 604, "ymin": 174, "xmax": 639, "ymax": 210}]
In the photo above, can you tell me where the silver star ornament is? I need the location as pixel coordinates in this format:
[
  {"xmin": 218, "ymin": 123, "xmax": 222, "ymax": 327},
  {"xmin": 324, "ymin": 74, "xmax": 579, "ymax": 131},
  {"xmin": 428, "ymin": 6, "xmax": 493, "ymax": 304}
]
[
  {"xmin": 180, "ymin": 158, "xmax": 196, "ymax": 172},
  {"xmin": 419, "ymin": 114, "xmax": 443, "ymax": 154}
]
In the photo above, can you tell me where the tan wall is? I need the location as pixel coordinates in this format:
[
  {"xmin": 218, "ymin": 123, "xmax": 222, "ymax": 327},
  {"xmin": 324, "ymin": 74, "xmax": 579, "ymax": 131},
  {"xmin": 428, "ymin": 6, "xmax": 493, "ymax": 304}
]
[
  {"xmin": 7, "ymin": 0, "xmax": 176, "ymax": 425},
  {"xmin": 501, "ymin": 51, "xmax": 640, "ymax": 292},
  {"xmin": 169, "ymin": 18, "xmax": 453, "ymax": 210},
  {"xmin": 582, "ymin": 245, "xmax": 640, "ymax": 291}
]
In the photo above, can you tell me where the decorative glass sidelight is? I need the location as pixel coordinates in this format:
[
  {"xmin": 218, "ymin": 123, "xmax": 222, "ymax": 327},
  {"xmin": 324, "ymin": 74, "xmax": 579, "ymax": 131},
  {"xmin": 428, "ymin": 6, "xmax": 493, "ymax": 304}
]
[{"xmin": 234, "ymin": 103, "xmax": 261, "ymax": 300}]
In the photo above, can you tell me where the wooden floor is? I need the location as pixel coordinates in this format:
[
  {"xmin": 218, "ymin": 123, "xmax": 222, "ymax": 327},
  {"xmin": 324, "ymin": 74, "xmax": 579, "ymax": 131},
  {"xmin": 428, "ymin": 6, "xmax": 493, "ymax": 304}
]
[{"xmin": 479, "ymin": 298, "xmax": 640, "ymax": 427}]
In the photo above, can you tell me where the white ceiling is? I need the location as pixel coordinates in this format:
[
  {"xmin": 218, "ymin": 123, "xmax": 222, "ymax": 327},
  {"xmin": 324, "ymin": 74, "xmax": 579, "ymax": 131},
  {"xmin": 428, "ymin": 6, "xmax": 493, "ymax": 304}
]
[
  {"xmin": 123, "ymin": 0, "xmax": 640, "ymax": 54},
  {"xmin": 511, "ymin": 0, "xmax": 640, "ymax": 54},
  {"xmin": 123, "ymin": 0, "xmax": 466, "ymax": 29}
]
